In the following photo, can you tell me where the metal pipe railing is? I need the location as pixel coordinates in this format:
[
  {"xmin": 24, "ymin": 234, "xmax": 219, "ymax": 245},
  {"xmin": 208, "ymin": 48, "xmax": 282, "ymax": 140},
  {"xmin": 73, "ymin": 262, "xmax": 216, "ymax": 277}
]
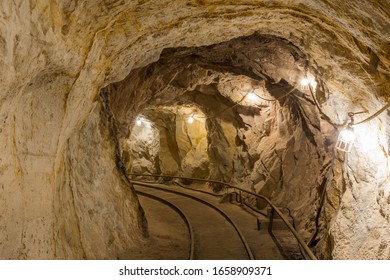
[{"xmin": 128, "ymin": 173, "xmax": 317, "ymax": 260}]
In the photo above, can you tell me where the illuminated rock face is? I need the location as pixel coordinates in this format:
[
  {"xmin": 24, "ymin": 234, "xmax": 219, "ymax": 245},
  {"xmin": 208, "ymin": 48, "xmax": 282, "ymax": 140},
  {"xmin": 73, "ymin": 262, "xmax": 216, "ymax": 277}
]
[
  {"xmin": 0, "ymin": 0, "xmax": 389, "ymax": 259},
  {"xmin": 110, "ymin": 34, "xmax": 333, "ymax": 252},
  {"xmin": 125, "ymin": 109, "xmax": 209, "ymax": 178}
]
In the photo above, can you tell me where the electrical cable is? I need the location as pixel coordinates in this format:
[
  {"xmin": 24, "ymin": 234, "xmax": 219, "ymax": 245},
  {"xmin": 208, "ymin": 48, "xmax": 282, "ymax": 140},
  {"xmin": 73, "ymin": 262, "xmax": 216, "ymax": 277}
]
[
  {"xmin": 138, "ymin": 70, "xmax": 390, "ymax": 131},
  {"xmin": 209, "ymin": 90, "xmax": 251, "ymax": 118},
  {"xmin": 180, "ymin": 83, "xmax": 298, "ymax": 122},
  {"xmin": 304, "ymin": 76, "xmax": 390, "ymax": 246},
  {"xmin": 157, "ymin": 91, "xmax": 252, "ymax": 123},
  {"xmin": 308, "ymin": 82, "xmax": 390, "ymax": 128},
  {"xmin": 252, "ymin": 84, "xmax": 298, "ymax": 102},
  {"xmin": 352, "ymin": 102, "xmax": 390, "ymax": 125}
]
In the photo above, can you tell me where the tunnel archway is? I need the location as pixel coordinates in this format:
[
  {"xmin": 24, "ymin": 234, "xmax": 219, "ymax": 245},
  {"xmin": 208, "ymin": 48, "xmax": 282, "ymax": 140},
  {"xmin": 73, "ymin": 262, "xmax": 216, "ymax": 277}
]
[{"xmin": 105, "ymin": 32, "xmax": 337, "ymax": 257}]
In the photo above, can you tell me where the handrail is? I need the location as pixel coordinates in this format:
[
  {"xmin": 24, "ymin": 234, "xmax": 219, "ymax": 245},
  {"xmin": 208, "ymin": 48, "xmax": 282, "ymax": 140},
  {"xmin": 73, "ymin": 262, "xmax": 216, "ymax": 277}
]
[{"xmin": 128, "ymin": 173, "xmax": 318, "ymax": 260}]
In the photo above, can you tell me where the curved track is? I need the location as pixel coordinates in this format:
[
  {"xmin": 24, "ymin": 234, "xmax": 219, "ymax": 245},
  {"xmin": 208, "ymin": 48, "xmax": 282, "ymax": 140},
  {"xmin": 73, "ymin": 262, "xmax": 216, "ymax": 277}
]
[
  {"xmin": 136, "ymin": 190, "xmax": 195, "ymax": 259},
  {"xmin": 133, "ymin": 180, "xmax": 254, "ymax": 260}
]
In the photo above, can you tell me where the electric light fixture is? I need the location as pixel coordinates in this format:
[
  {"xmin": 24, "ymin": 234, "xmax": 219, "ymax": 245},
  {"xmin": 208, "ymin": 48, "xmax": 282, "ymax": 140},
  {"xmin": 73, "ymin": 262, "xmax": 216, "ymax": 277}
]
[
  {"xmin": 300, "ymin": 78, "xmax": 310, "ymax": 90},
  {"xmin": 336, "ymin": 125, "xmax": 355, "ymax": 152},
  {"xmin": 135, "ymin": 116, "xmax": 152, "ymax": 128},
  {"xmin": 188, "ymin": 116, "xmax": 194, "ymax": 124},
  {"xmin": 301, "ymin": 77, "xmax": 317, "ymax": 91},
  {"xmin": 247, "ymin": 92, "xmax": 257, "ymax": 102}
]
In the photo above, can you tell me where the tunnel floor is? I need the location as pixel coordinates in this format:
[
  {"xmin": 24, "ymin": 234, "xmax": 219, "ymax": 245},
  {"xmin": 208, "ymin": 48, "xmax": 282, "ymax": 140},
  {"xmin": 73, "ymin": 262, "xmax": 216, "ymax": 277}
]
[{"xmin": 130, "ymin": 181, "xmax": 302, "ymax": 260}]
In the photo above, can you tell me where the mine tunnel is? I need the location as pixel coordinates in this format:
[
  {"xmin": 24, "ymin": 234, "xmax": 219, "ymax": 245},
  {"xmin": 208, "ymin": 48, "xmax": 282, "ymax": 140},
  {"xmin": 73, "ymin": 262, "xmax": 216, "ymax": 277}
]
[{"xmin": 0, "ymin": 1, "xmax": 389, "ymax": 260}]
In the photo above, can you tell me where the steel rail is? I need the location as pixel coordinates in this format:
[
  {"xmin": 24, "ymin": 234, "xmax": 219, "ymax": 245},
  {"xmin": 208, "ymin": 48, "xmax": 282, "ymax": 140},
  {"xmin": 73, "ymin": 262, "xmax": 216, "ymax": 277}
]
[
  {"xmin": 129, "ymin": 173, "xmax": 317, "ymax": 260},
  {"xmin": 136, "ymin": 190, "xmax": 195, "ymax": 260},
  {"xmin": 173, "ymin": 181, "xmax": 223, "ymax": 197},
  {"xmin": 132, "ymin": 180, "xmax": 255, "ymax": 260}
]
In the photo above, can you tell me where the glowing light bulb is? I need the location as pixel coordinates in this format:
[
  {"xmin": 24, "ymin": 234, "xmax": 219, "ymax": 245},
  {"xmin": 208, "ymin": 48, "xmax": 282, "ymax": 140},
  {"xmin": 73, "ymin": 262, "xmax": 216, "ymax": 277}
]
[
  {"xmin": 188, "ymin": 116, "xmax": 194, "ymax": 124},
  {"xmin": 247, "ymin": 92, "xmax": 257, "ymax": 102},
  {"xmin": 136, "ymin": 118, "xmax": 142, "ymax": 126},
  {"xmin": 301, "ymin": 78, "xmax": 309, "ymax": 90},
  {"xmin": 339, "ymin": 128, "xmax": 356, "ymax": 142},
  {"xmin": 336, "ymin": 127, "xmax": 355, "ymax": 152}
]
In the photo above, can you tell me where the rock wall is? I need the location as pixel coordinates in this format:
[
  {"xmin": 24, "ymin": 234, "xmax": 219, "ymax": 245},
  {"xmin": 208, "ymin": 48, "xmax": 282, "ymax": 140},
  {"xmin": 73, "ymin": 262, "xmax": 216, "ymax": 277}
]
[
  {"xmin": 0, "ymin": 83, "xmax": 146, "ymax": 259},
  {"xmin": 55, "ymin": 101, "xmax": 146, "ymax": 259},
  {"xmin": 125, "ymin": 109, "xmax": 209, "ymax": 178},
  {"xmin": 124, "ymin": 117, "xmax": 161, "ymax": 174},
  {"xmin": 177, "ymin": 117, "xmax": 209, "ymax": 178},
  {"xmin": 0, "ymin": 74, "xmax": 69, "ymax": 259},
  {"xmin": 317, "ymin": 114, "xmax": 390, "ymax": 259}
]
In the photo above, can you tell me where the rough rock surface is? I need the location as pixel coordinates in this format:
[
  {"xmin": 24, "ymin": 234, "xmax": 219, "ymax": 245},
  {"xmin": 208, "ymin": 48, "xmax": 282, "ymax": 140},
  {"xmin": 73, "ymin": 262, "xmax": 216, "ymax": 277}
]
[
  {"xmin": 124, "ymin": 116, "xmax": 161, "ymax": 174},
  {"xmin": 109, "ymin": 34, "xmax": 330, "ymax": 230},
  {"xmin": 0, "ymin": 0, "xmax": 389, "ymax": 259},
  {"xmin": 56, "ymin": 101, "xmax": 146, "ymax": 259}
]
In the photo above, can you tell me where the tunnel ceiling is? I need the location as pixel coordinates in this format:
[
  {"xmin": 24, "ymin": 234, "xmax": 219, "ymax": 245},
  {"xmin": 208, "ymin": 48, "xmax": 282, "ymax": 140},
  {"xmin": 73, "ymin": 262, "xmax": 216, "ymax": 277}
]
[
  {"xmin": 102, "ymin": 5, "xmax": 390, "ymax": 141},
  {"xmin": 109, "ymin": 33, "xmax": 317, "ymax": 131},
  {"xmin": 2, "ymin": 0, "xmax": 388, "ymax": 147}
]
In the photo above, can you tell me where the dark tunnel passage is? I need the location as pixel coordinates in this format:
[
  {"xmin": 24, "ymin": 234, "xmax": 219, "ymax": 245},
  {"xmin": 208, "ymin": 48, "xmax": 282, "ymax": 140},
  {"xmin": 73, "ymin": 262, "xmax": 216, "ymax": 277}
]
[{"xmin": 104, "ymin": 33, "xmax": 336, "ymax": 259}]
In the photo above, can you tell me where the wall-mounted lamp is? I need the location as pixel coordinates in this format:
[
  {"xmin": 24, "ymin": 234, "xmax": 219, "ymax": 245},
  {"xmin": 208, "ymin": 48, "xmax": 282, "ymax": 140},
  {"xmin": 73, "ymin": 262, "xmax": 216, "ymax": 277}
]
[
  {"xmin": 301, "ymin": 77, "xmax": 317, "ymax": 91},
  {"xmin": 334, "ymin": 105, "xmax": 390, "ymax": 153},
  {"xmin": 336, "ymin": 112, "xmax": 356, "ymax": 152},
  {"xmin": 336, "ymin": 125, "xmax": 355, "ymax": 152},
  {"xmin": 246, "ymin": 92, "xmax": 257, "ymax": 102},
  {"xmin": 135, "ymin": 116, "xmax": 153, "ymax": 128},
  {"xmin": 187, "ymin": 116, "xmax": 195, "ymax": 124},
  {"xmin": 301, "ymin": 78, "xmax": 310, "ymax": 90}
]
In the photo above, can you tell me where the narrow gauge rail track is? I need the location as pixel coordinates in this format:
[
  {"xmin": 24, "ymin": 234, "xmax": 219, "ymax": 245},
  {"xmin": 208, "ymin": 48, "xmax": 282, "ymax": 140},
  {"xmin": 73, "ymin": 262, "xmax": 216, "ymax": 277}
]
[
  {"xmin": 133, "ymin": 180, "xmax": 255, "ymax": 260},
  {"xmin": 136, "ymin": 190, "xmax": 195, "ymax": 259}
]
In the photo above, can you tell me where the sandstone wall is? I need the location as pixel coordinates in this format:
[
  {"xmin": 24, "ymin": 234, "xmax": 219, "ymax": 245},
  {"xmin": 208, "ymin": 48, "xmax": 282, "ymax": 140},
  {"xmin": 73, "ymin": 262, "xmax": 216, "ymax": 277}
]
[
  {"xmin": 55, "ymin": 101, "xmax": 146, "ymax": 259},
  {"xmin": 318, "ymin": 115, "xmax": 390, "ymax": 259}
]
